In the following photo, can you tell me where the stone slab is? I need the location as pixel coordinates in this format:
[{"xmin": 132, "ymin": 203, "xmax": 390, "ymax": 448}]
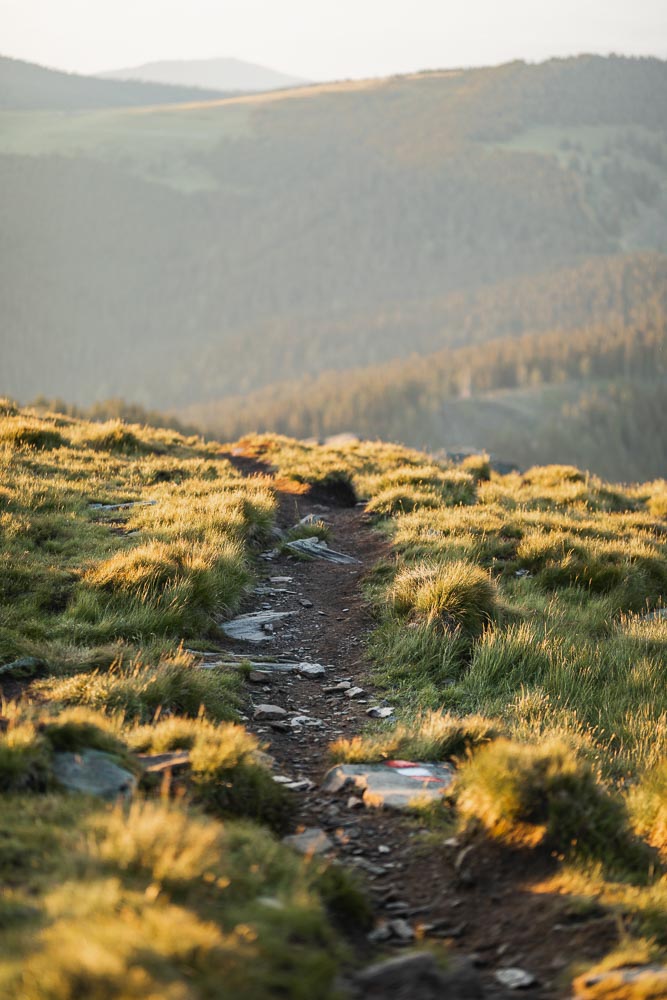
[
  {"xmin": 221, "ymin": 610, "xmax": 294, "ymax": 642},
  {"xmin": 322, "ymin": 759, "xmax": 454, "ymax": 810},
  {"xmin": 53, "ymin": 749, "xmax": 136, "ymax": 801},
  {"xmin": 284, "ymin": 537, "xmax": 360, "ymax": 564}
]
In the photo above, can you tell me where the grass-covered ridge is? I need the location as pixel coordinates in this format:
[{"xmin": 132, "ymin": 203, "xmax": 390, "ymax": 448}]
[{"xmin": 0, "ymin": 407, "xmax": 368, "ymax": 998}]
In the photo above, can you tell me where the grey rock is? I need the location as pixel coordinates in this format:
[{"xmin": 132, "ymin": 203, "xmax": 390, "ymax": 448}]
[
  {"xmin": 253, "ymin": 704, "xmax": 287, "ymax": 720},
  {"xmin": 366, "ymin": 705, "xmax": 394, "ymax": 718},
  {"xmin": 282, "ymin": 827, "xmax": 334, "ymax": 855},
  {"xmin": 494, "ymin": 968, "xmax": 537, "ymax": 989},
  {"xmin": 297, "ymin": 662, "xmax": 326, "ymax": 677},
  {"xmin": 388, "ymin": 918, "xmax": 415, "ymax": 941},
  {"xmin": 248, "ymin": 670, "xmax": 273, "ymax": 683},
  {"xmin": 322, "ymin": 761, "xmax": 454, "ymax": 810},
  {"xmin": 0, "ymin": 655, "xmax": 44, "ymax": 676},
  {"xmin": 221, "ymin": 610, "xmax": 294, "ymax": 642},
  {"xmin": 284, "ymin": 537, "xmax": 360, "ymax": 564},
  {"xmin": 345, "ymin": 686, "xmax": 365, "ymax": 699},
  {"xmin": 53, "ymin": 750, "xmax": 136, "ymax": 801},
  {"xmin": 356, "ymin": 952, "xmax": 483, "ymax": 999}
]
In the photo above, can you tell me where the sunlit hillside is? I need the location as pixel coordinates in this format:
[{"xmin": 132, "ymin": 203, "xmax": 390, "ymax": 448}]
[{"xmin": 2, "ymin": 54, "xmax": 667, "ymax": 430}]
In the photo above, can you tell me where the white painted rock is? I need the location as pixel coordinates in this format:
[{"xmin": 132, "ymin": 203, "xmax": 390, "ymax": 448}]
[{"xmin": 322, "ymin": 759, "xmax": 454, "ymax": 810}]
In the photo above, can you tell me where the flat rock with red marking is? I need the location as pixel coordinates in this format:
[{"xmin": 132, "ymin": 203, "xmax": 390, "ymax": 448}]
[{"xmin": 321, "ymin": 759, "xmax": 454, "ymax": 810}]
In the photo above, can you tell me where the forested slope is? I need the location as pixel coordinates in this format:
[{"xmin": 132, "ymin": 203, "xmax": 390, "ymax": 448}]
[{"xmin": 2, "ymin": 55, "xmax": 667, "ymax": 411}]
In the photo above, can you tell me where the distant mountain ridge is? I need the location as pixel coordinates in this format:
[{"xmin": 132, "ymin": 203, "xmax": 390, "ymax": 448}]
[
  {"xmin": 98, "ymin": 57, "xmax": 307, "ymax": 93},
  {"xmin": 0, "ymin": 54, "xmax": 231, "ymax": 110}
]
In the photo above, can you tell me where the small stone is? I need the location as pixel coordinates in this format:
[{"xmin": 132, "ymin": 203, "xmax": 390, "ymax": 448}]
[
  {"xmin": 282, "ymin": 827, "xmax": 333, "ymax": 855},
  {"xmin": 347, "ymin": 796, "xmax": 364, "ymax": 810},
  {"xmin": 366, "ymin": 705, "xmax": 394, "ymax": 718},
  {"xmin": 494, "ymin": 968, "xmax": 537, "ymax": 990},
  {"xmin": 345, "ymin": 686, "xmax": 365, "ymax": 699},
  {"xmin": 297, "ymin": 662, "xmax": 326, "ymax": 678},
  {"xmin": 248, "ymin": 670, "xmax": 272, "ymax": 683},
  {"xmin": 324, "ymin": 681, "xmax": 351, "ymax": 693},
  {"xmin": 253, "ymin": 704, "xmax": 287, "ymax": 720},
  {"xmin": 378, "ymin": 844, "xmax": 391, "ymax": 854},
  {"xmin": 299, "ymin": 598, "xmax": 314, "ymax": 608},
  {"xmin": 388, "ymin": 918, "xmax": 414, "ymax": 941}
]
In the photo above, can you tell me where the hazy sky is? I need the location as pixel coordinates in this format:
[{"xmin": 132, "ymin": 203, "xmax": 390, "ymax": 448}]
[{"xmin": 1, "ymin": 0, "xmax": 666, "ymax": 80}]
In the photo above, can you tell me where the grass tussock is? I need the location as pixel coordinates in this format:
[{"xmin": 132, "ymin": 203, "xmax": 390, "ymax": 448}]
[
  {"xmin": 38, "ymin": 654, "xmax": 242, "ymax": 723},
  {"xmin": 628, "ymin": 760, "xmax": 667, "ymax": 861},
  {"xmin": 455, "ymin": 738, "xmax": 649, "ymax": 873},
  {"xmin": 391, "ymin": 559, "xmax": 497, "ymax": 637},
  {"xmin": 331, "ymin": 710, "xmax": 498, "ymax": 764}
]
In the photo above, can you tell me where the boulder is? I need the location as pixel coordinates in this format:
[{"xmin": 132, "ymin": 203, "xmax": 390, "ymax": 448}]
[
  {"xmin": 53, "ymin": 750, "xmax": 136, "ymax": 801},
  {"xmin": 322, "ymin": 760, "xmax": 454, "ymax": 810}
]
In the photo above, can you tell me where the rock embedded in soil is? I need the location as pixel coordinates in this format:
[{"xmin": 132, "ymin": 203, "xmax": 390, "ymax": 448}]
[
  {"xmin": 366, "ymin": 705, "xmax": 394, "ymax": 718},
  {"xmin": 322, "ymin": 760, "xmax": 455, "ymax": 810},
  {"xmin": 221, "ymin": 610, "xmax": 294, "ymax": 642},
  {"xmin": 284, "ymin": 537, "xmax": 361, "ymax": 564},
  {"xmin": 53, "ymin": 750, "xmax": 136, "ymax": 801},
  {"xmin": 282, "ymin": 827, "xmax": 334, "ymax": 855},
  {"xmin": 296, "ymin": 662, "xmax": 326, "ymax": 677},
  {"xmin": 253, "ymin": 704, "xmax": 287, "ymax": 720},
  {"xmin": 355, "ymin": 952, "xmax": 483, "ymax": 1000},
  {"xmin": 494, "ymin": 968, "xmax": 537, "ymax": 989}
]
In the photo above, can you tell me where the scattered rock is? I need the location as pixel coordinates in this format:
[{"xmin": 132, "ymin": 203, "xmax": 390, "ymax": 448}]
[
  {"xmin": 324, "ymin": 681, "xmax": 351, "ymax": 693},
  {"xmin": 284, "ymin": 537, "xmax": 361, "ymax": 564},
  {"xmin": 366, "ymin": 705, "xmax": 394, "ymax": 718},
  {"xmin": 221, "ymin": 610, "xmax": 294, "ymax": 642},
  {"xmin": 494, "ymin": 967, "xmax": 537, "ymax": 989},
  {"xmin": 347, "ymin": 796, "xmax": 364, "ymax": 810},
  {"xmin": 299, "ymin": 598, "xmax": 314, "ymax": 608},
  {"xmin": 297, "ymin": 662, "xmax": 326, "ymax": 677},
  {"xmin": 0, "ymin": 655, "xmax": 45, "ymax": 677},
  {"xmin": 253, "ymin": 704, "xmax": 287, "ymax": 721},
  {"xmin": 290, "ymin": 715, "xmax": 324, "ymax": 728},
  {"xmin": 388, "ymin": 918, "xmax": 414, "ymax": 941},
  {"xmin": 298, "ymin": 513, "xmax": 330, "ymax": 527},
  {"xmin": 248, "ymin": 670, "xmax": 273, "ymax": 683},
  {"xmin": 282, "ymin": 827, "xmax": 333, "ymax": 855},
  {"xmin": 345, "ymin": 686, "xmax": 365, "ymax": 699},
  {"xmin": 356, "ymin": 952, "xmax": 483, "ymax": 999},
  {"xmin": 322, "ymin": 760, "xmax": 454, "ymax": 810},
  {"xmin": 53, "ymin": 750, "xmax": 136, "ymax": 801}
]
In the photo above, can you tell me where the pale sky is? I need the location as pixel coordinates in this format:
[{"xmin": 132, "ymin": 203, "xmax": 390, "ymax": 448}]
[{"xmin": 1, "ymin": 0, "xmax": 666, "ymax": 80}]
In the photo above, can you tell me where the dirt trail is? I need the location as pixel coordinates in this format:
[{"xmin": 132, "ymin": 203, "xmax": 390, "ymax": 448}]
[{"xmin": 215, "ymin": 457, "xmax": 617, "ymax": 999}]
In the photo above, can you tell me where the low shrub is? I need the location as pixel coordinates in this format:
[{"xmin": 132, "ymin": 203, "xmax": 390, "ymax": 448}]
[
  {"xmin": 0, "ymin": 723, "xmax": 52, "ymax": 793},
  {"xmin": 331, "ymin": 710, "xmax": 499, "ymax": 764}
]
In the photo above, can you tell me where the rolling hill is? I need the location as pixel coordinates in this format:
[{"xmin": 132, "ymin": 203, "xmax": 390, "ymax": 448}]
[
  {"xmin": 1, "ymin": 54, "xmax": 666, "ymax": 477},
  {"xmin": 99, "ymin": 56, "xmax": 307, "ymax": 93},
  {"xmin": 0, "ymin": 54, "xmax": 230, "ymax": 110}
]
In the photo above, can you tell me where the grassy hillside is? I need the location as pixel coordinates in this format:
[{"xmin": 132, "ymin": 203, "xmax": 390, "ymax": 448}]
[
  {"xmin": 2, "ymin": 55, "xmax": 667, "ymax": 413},
  {"xmin": 1, "ymin": 406, "xmax": 666, "ymax": 995},
  {"xmin": 0, "ymin": 404, "xmax": 371, "ymax": 999},
  {"xmin": 0, "ymin": 54, "xmax": 229, "ymax": 110}
]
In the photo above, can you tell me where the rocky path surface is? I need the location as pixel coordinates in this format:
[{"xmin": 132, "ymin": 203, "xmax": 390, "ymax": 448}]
[{"xmin": 205, "ymin": 457, "xmax": 617, "ymax": 999}]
